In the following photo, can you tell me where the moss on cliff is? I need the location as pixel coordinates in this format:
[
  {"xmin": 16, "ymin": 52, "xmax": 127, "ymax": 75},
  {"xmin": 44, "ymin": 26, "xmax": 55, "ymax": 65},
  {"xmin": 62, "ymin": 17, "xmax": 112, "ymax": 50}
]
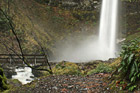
[{"xmin": 0, "ymin": 0, "xmax": 98, "ymax": 55}]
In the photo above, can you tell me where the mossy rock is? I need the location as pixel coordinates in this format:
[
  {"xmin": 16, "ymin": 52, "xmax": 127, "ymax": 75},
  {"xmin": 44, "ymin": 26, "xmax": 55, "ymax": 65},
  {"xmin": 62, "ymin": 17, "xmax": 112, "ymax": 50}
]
[
  {"xmin": 8, "ymin": 79, "xmax": 22, "ymax": 87},
  {"xmin": 109, "ymin": 58, "xmax": 121, "ymax": 68},
  {"xmin": 0, "ymin": 67, "xmax": 8, "ymax": 91},
  {"xmin": 52, "ymin": 61, "xmax": 81, "ymax": 75},
  {"xmin": 87, "ymin": 63, "xmax": 113, "ymax": 75}
]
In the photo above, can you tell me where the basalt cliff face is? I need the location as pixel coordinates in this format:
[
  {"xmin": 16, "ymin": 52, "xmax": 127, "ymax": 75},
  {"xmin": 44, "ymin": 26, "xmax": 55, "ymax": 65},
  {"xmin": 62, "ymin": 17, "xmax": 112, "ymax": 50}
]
[
  {"xmin": 35, "ymin": 0, "xmax": 100, "ymax": 10},
  {"xmin": 0, "ymin": 0, "xmax": 100, "ymax": 56},
  {"xmin": 0, "ymin": 0, "xmax": 140, "ymax": 59}
]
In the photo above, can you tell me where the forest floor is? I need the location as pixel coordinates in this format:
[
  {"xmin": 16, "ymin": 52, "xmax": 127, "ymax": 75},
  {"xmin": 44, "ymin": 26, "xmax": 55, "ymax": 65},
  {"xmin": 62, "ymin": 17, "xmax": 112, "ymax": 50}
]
[{"xmin": 8, "ymin": 73, "xmax": 110, "ymax": 93}]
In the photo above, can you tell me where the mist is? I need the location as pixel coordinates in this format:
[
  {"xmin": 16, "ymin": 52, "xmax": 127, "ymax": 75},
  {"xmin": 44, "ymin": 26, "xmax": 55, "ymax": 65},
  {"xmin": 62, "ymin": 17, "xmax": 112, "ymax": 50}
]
[
  {"xmin": 54, "ymin": 33, "xmax": 108, "ymax": 62},
  {"xmin": 52, "ymin": 0, "xmax": 120, "ymax": 62}
]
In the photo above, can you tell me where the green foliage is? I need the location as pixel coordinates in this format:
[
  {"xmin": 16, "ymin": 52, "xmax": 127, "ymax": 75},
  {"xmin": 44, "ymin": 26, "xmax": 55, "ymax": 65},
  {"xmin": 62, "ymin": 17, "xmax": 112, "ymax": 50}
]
[
  {"xmin": 87, "ymin": 63, "xmax": 112, "ymax": 75},
  {"xmin": 128, "ymin": 84, "xmax": 137, "ymax": 91},
  {"xmin": 109, "ymin": 58, "xmax": 121, "ymax": 68},
  {"xmin": 53, "ymin": 61, "xmax": 81, "ymax": 75},
  {"xmin": 0, "ymin": 10, "xmax": 10, "ymax": 34},
  {"xmin": 118, "ymin": 38, "xmax": 140, "ymax": 91},
  {"xmin": 34, "ymin": 0, "xmax": 49, "ymax": 4},
  {"xmin": 0, "ymin": 67, "xmax": 8, "ymax": 91},
  {"xmin": 126, "ymin": 32, "xmax": 140, "ymax": 42},
  {"xmin": 52, "ymin": 16, "xmax": 64, "ymax": 23},
  {"xmin": 137, "ymin": 28, "xmax": 140, "ymax": 31},
  {"xmin": 72, "ymin": 10, "xmax": 97, "ymax": 21},
  {"xmin": 121, "ymin": 0, "xmax": 139, "ymax": 2}
]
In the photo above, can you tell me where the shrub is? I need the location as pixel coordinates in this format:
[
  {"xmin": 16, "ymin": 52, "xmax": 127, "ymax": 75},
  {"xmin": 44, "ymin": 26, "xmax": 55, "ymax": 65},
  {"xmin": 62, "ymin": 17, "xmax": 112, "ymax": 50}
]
[
  {"xmin": 0, "ymin": 67, "xmax": 8, "ymax": 91},
  {"xmin": 87, "ymin": 63, "xmax": 112, "ymax": 75},
  {"xmin": 118, "ymin": 38, "xmax": 140, "ymax": 91},
  {"xmin": 53, "ymin": 61, "xmax": 81, "ymax": 75}
]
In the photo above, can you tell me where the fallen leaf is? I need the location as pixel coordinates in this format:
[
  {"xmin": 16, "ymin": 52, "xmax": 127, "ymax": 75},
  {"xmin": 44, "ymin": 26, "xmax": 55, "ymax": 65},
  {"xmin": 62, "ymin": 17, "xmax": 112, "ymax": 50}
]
[{"xmin": 61, "ymin": 88, "xmax": 68, "ymax": 93}]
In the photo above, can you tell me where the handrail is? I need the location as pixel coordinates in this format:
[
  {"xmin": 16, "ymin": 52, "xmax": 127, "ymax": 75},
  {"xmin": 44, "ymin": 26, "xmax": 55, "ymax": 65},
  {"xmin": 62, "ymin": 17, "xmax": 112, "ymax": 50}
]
[
  {"xmin": 0, "ymin": 54, "xmax": 46, "ymax": 64},
  {"xmin": 0, "ymin": 54, "xmax": 44, "ymax": 56}
]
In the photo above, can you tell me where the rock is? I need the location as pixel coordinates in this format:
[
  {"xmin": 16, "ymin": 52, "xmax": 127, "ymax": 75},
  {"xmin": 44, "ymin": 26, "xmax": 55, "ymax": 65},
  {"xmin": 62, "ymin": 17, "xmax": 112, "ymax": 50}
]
[
  {"xmin": 53, "ymin": 61, "xmax": 81, "ymax": 75},
  {"xmin": 1, "ymin": 63, "xmax": 17, "ymax": 79},
  {"xmin": 35, "ymin": 0, "xmax": 100, "ymax": 11},
  {"xmin": 30, "ymin": 76, "xmax": 34, "ymax": 78},
  {"xmin": 7, "ymin": 79, "xmax": 22, "ymax": 87},
  {"xmin": 80, "ymin": 88, "xmax": 88, "ymax": 91},
  {"xmin": 32, "ymin": 69, "xmax": 43, "ymax": 77},
  {"xmin": 108, "ymin": 58, "xmax": 116, "ymax": 63},
  {"xmin": 52, "ymin": 86, "xmax": 58, "ymax": 90},
  {"xmin": 68, "ymin": 85, "xmax": 73, "ymax": 89},
  {"xmin": 5, "ymin": 70, "xmax": 17, "ymax": 79},
  {"xmin": 26, "ymin": 79, "xmax": 31, "ymax": 81}
]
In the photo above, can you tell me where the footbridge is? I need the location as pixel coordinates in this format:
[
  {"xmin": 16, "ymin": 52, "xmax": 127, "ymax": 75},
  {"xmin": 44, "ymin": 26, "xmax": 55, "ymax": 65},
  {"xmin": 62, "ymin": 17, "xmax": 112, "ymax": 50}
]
[{"xmin": 0, "ymin": 54, "xmax": 47, "ymax": 65}]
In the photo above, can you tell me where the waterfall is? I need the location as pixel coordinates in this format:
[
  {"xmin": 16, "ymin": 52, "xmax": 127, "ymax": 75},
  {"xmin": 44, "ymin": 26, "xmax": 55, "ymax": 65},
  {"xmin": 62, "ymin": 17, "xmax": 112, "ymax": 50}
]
[
  {"xmin": 99, "ymin": 0, "xmax": 118, "ymax": 60},
  {"xmin": 55, "ymin": 0, "xmax": 119, "ymax": 62}
]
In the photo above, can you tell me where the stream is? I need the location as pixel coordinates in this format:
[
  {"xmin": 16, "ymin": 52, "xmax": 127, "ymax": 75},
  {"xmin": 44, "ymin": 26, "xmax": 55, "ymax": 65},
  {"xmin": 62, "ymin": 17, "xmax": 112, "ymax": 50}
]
[{"xmin": 12, "ymin": 67, "xmax": 35, "ymax": 84}]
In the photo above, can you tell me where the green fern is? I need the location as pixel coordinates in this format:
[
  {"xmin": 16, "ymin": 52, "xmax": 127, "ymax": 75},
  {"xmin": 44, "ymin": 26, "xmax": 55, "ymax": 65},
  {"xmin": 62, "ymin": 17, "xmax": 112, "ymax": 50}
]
[{"xmin": 118, "ymin": 38, "xmax": 140, "ymax": 91}]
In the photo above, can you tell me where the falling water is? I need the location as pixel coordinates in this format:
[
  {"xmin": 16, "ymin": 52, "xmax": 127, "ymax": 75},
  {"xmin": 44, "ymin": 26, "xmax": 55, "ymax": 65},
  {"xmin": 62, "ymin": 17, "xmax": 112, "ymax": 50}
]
[
  {"xmin": 99, "ymin": 0, "xmax": 118, "ymax": 60},
  {"xmin": 54, "ymin": 0, "xmax": 119, "ymax": 62}
]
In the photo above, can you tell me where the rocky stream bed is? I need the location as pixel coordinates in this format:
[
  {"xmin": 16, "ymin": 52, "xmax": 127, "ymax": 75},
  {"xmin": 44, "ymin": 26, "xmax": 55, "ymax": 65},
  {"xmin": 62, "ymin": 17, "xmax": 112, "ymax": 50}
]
[
  {"xmin": 1, "ymin": 60, "xmax": 116, "ymax": 93},
  {"xmin": 8, "ymin": 73, "xmax": 110, "ymax": 93}
]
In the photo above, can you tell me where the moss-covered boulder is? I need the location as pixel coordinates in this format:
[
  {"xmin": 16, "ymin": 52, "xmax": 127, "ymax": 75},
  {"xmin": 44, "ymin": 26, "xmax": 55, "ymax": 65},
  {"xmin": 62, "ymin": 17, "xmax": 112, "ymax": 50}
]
[
  {"xmin": 52, "ymin": 61, "xmax": 81, "ymax": 75},
  {"xmin": 87, "ymin": 63, "xmax": 113, "ymax": 75},
  {"xmin": 109, "ymin": 58, "xmax": 121, "ymax": 68},
  {"xmin": 0, "ymin": 67, "xmax": 8, "ymax": 91}
]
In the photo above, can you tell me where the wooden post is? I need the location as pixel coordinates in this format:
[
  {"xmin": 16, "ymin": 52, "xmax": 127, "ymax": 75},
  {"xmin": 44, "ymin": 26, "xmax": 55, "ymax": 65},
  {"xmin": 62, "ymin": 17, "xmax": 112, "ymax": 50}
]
[
  {"xmin": 10, "ymin": 56, "xmax": 12, "ymax": 64},
  {"xmin": 35, "ymin": 56, "xmax": 37, "ymax": 65}
]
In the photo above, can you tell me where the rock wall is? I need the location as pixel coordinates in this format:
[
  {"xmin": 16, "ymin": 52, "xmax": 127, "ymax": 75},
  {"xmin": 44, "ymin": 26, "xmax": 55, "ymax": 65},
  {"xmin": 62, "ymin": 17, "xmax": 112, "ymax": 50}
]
[
  {"xmin": 122, "ymin": 1, "xmax": 140, "ymax": 35},
  {"xmin": 35, "ymin": 0, "xmax": 100, "ymax": 10},
  {"xmin": 0, "ymin": 0, "xmax": 100, "ymax": 55}
]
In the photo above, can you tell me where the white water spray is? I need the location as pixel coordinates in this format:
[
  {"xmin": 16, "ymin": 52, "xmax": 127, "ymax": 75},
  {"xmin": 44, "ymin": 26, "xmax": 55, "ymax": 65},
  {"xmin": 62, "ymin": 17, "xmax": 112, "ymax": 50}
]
[
  {"xmin": 12, "ymin": 67, "xmax": 34, "ymax": 84},
  {"xmin": 99, "ymin": 0, "xmax": 118, "ymax": 60},
  {"xmin": 55, "ymin": 0, "xmax": 119, "ymax": 62}
]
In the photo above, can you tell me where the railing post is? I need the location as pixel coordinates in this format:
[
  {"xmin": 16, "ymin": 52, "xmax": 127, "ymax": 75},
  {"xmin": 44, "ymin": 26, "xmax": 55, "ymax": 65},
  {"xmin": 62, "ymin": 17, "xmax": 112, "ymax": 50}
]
[
  {"xmin": 10, "ymin": 57, "xmax": 12, "ymax": 64},
  {"xmin": 35, "ymin": 56, "xmax": 37, "ymax": 65}
]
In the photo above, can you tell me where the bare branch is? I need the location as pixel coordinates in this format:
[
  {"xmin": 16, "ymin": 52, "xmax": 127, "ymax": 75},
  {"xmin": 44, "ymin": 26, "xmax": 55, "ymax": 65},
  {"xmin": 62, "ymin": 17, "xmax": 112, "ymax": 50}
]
[{"xmin": 0, "ymin": 8, "xmax": 53, "ymax": 74}]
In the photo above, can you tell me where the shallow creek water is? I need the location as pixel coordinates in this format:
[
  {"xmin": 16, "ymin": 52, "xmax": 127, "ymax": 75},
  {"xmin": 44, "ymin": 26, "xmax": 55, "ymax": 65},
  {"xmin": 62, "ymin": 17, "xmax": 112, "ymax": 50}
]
[{"xmin": 12, "ymin": 67, "xmax": 34, "ymax": 84}]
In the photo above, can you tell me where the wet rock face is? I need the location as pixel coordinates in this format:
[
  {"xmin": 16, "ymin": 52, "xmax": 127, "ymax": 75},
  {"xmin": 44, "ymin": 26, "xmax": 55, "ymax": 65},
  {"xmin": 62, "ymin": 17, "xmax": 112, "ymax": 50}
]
[
  {"xmin": 35, "ymin": 0, "xmax": 100, "ymax": 10},
  {"xmin": 122, "ymin": 1, "xmax": 140, "ymax": 34},
  {"xmin": 60, "ymin": 0, "xmax": 100, "ymax": 10},
  {"xmin": 123, "ymin": 1, "xmax": 140, "ymax": 14}
]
